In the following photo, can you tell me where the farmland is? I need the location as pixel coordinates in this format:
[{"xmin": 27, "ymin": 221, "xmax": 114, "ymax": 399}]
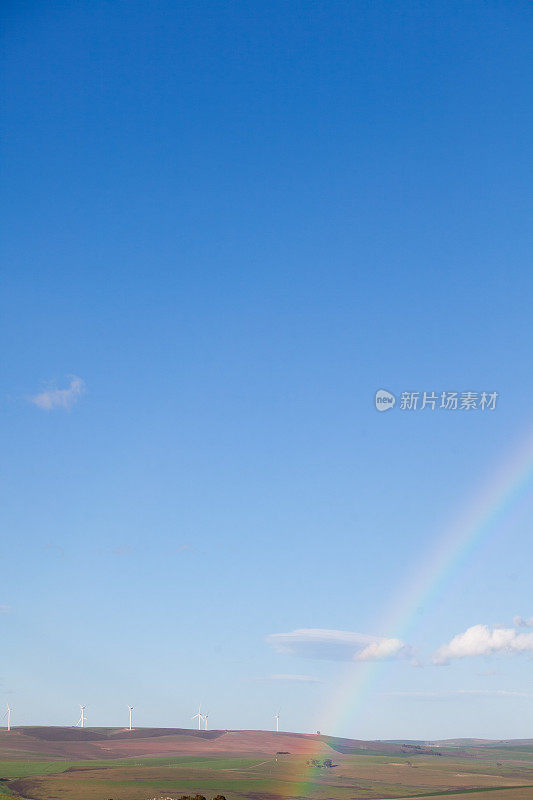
[{"xmin": 1, "ymin": 728, "xmax": 533, "ymax": 800}]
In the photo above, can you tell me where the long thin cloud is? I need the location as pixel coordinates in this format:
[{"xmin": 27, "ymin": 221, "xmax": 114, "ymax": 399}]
[
  {"xmin": 257, "ymin": 674, "xmax": 322, "ymax": 683},
  {"xmin": 384, "ymin": 689, "xmax": 533, "ymax": 699},
  {"xmin": 267, "ymin": 628, "xmax": 410, "ymax": 662}
]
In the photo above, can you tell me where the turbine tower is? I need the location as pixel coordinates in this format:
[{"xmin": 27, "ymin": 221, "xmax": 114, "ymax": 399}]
[
  {"xmin": 192, "ymin": 706, "xmax": 203, "ymax": 730},
  {"xmin": 3, "ymin": 704, "xmax": 11, "ymax": 732},
  {"xmin": 76, "ymin": 705, "xmax": 86, "ymax": 728},
  {"xmin": 274, "ymin": 711, "xmax": 280, "ymax": 732},
  {"xmin": 128, "ymin": 706, "xmax": 134, "ymax": 731},
  {"xmin": 203, "ymin": 713, "xmax": 209, "ymax": 730}
]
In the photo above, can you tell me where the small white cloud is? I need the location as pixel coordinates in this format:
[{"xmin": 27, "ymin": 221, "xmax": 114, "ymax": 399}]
[
  {"xmin": 513, "ymin": 616, "xmax": 533, "ymax": 628},
  {"xmin": 266, "ymin": 628, "xmax": 410, "ymax": 662},
  {"xmin": 259, "ymin": 674, "xmax": 322, "ymax": 683},
  {"xmin": 434, "ymin": 624, "xmax": 533, "ymax": 664},
  {"xmin": 0, "ymin": 605, "xmax": 11, "ymax": 614},
  {"xmin": 357, "ymin": 638, "xmax": 406, "ymax": 661},
  {"xmin": 29, "ymin": 376, "xmax": 85, "ymax": 411}
]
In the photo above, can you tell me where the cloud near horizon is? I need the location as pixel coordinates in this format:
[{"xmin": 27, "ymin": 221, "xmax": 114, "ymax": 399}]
[
  {"xmin": 434, "ymin": 624, "xmax": 533, "ymax": 664},
  {"xmin": 29, "ymin": 376, "xmax": 85, "ymax": 411},
  {"xmin": 267, "ymin": 628, "xmax": 410, "ymax": 662}
]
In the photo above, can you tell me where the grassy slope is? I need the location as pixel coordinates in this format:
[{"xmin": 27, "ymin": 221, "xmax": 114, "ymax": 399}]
[{"xmin": 2, "ymin": 730, "xmax": 533, "ymax": 800}]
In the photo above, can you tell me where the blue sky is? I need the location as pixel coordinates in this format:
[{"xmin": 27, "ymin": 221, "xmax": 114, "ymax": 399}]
[{"xmin": 1, "ymin": 1, "xmax": 533, "ymax": 739}]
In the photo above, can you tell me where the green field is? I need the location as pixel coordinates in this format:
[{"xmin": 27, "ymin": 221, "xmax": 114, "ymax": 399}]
[
  {"xmin": 2, "ymin": 751, "xmax": 533, "ymax": 800},
  {"xmin": 2, "ymin": 729, "xmax": 533, "ymax": 800}
]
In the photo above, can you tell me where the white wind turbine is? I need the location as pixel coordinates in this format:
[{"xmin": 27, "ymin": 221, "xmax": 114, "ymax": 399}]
[
  {"xmin": 76, "ymin": 705, "xmax": 86, "ymax": 728},
  {"xmin": 128, "ymin": 706, "xmax": 134, "ymax": 731},
  {"xmin": 192, "ymin": 706, "xmax": 203, "ymax": 730},
  {"xmin": 3, "ymin": 704, "xmax": 11, "ymax": 732},
  {"xmin": 274, "ymin": 710, "xmax": 280, "ymax": 732},
  {"xmin": 203, "ymin": 712, "xmax": 209, "ymax": 730}
]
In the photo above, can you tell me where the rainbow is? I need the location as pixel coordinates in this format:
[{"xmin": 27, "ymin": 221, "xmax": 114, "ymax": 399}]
[{"xmin": 280, "ymin": 428, "xmax": 533, "ymax": 797}]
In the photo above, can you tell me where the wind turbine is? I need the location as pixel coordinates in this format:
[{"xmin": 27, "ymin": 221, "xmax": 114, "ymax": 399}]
[
  {"xmin": 192, "ymin": 706, "xmax": 203, "ymax": 730},
  {"xmin": 203, "ymin": 713, "xmax": 209, "ymax": 730},
  {"xmin": 274, "ymin": 711, "xmax": 280, "ymax": 732},
  {"xmin": 128, "ymin": 706, "xmax": 134, "ymax": 731},
  {"xmin": 76, "ymin": 705, "xmax": 86, "ymax": 728},
  {"xmin": 3, "ymin": 704, "xmax": 11, "ymax": 732}
]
